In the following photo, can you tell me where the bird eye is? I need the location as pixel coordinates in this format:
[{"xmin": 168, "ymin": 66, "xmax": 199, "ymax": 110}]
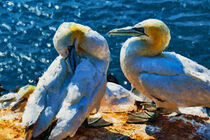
[{"xmin": 132, "ymin": 27, "xmax": 145, "ymax": 33}]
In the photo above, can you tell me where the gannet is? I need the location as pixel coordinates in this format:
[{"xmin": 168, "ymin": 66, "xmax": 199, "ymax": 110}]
[
  {"xmin": 108, "ymin": 19, "xmax": 210, "ymax": 114},
  {"xmin": 22, "ymin": 22, "xmax": 110, "ymax": 139},
  {"xmin": 0, "ymin": 85, "xmax": 35, "ymax": 111}
]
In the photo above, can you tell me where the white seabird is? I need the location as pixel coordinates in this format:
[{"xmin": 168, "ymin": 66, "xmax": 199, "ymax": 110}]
[
  {"xmin": 22, "ymin": 22, "xmax": 110, "ymax": 139},
  {"xmin": 0, "ymin": 85, "xmax": 35, "ymax": 111},
  {"xmin": 108, "ymin": 19, "xmax": 210, "ymax": 114}
]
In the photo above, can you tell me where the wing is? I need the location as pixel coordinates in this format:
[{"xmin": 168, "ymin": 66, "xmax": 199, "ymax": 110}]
[
  {"xmin": 131, "ymin": 52, "xmax": 185, "ymax": 76},
  {"xmin": 137, "ymin": 52, "xmax": 210, "ymax": 107},
  {"xmin": 22, "ymin": 56, "xmax": 72, "ymax": 135},
  {"xmin": 139, "ymin": 73, "xmax": 210, "ymax": 107},
  {"xmin": 49, "ymin": 58, "xmax": 106, "ymax": 139},
  {"xmin": 133, "ymin": 52, "xmax": 210, "ymax": 78}
]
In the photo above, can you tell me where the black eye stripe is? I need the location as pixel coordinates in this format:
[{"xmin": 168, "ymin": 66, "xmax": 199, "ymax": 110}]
[{"xmin": 132, "ymin": 27, "xmax": 145, "ymax": 33}]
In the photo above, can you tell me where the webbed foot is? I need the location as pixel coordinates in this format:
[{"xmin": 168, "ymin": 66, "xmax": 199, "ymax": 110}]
[
  {"xmin": 126, "ymin": 110, "xmax": 159, "ymax": 124},
  {"xmin": 83, "ymin": 117, "xmax": 113, "ymax": 128},
  {"xmin": 127, "ymin": 102, "xmax": 160, "ymax": 124}
]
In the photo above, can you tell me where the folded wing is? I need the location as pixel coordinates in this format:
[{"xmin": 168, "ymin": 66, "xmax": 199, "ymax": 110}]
[
  {"xmin": 49, "ymin": 58, "xmax": 106, "ymax": 139},
  {"xmin": 22, "ymin": 56, "xmax": 72, "ymax": 137},
  {"xmin": 137, "ymin": 52, "xmax": 210, "ymax": 107}
]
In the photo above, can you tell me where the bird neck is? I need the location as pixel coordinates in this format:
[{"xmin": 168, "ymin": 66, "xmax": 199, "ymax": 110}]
[
  {"xmin": 120, "ymin": 37, "xmax": 153, "ymax": 58},
  {"xmin": 143, "ymin": 25, "xmax": 171, "ymax": 56},
  {"xmin": 120, "ymin": 36, "xmax": 168, "ymax": 68},
  {"xmin": 76, "ymin": 30, "xmax": 110, "ymax": 61},
  {"xmin": 136, "ymin": 35, "xmax": 167, "ymax": 57},
  {"xmin": 122, "ymin": 28, "xmax": 170, "ymax": 57}
]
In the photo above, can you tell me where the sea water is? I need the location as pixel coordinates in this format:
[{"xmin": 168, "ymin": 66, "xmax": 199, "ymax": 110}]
[{"xmin": 0, "ymin": 0, "xmax": 209, "ymax": 90}]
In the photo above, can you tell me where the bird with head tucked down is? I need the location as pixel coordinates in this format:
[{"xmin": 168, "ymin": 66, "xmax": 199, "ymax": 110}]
[
  {"xmin": 22, "ymin": 22, "xmax": 110, "ymax": 140},
  {"xmin": 108, "ymin": 19, "xmax": 210, "ymax": 119}
]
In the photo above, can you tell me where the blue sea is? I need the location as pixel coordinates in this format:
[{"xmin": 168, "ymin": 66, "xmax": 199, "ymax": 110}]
[{"xmin": 0, "ymin": 0, "xmax": 209, "ymax": 90}]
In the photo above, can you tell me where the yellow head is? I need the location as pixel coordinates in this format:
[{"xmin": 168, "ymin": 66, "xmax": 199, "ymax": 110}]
[
  {"xmin": 53, "ymin": 22, "xmax": 90, "ymax": 58},
  {"xmin": 53, "ymin": 22, "xmax": 109, "ymax": 60},
  {"xmin": 107, "ymin": 19, "xmax": 171, "ymax": 56}
]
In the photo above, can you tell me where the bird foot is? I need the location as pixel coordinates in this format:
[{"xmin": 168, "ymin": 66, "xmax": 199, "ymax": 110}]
[
  {"xmin": 127, "ymin": 102, "xmax": 161, "ymax": 124},
  {"xmin": 83, "ymin": 117, "xmax": 113, "ymax": 128},
  {"xmin": 126, "ymin": 111, "xmax": 159, "ymax": 124}
]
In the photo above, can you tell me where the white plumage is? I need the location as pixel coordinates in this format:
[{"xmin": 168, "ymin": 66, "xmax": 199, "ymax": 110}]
[
  {"xmin": 122, "ymin": 51, "xmax": 210, "ymax": 111},
  {"xmin": 108, "ymin": 19, "xmax": 210, "ymax": 113},
  {"xmin": 22, "ymin": 22, "xmax": 110, "ymax": 139}
]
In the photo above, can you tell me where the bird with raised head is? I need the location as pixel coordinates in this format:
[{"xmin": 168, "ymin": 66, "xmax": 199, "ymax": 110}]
[{"xmin": 108, "ymin": 19, "xmax": 210, "ymax": 120}]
